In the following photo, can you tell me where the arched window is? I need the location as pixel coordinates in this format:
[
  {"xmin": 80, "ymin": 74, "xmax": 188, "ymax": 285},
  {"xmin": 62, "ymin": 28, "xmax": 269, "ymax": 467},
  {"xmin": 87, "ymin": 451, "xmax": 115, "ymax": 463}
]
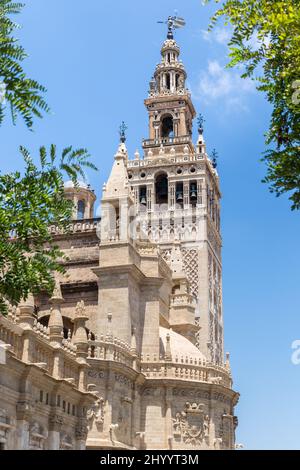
[
  {"xmin": 166, "ymin": 73, "xmax": 171, "ymax": 90},
  {"xmin": 175, "ymin": 182, "xmax": 184, "ymax": 208},
  {"xmin": 155, "ymin": 173, "xmax": 168, "ymax": 206},
  {"xmin": 77, "ymin": 200, "xmax": 85, "ymax": 219},
  {"xmin": 172, "ymin": 284, "xmax": 180, "ymax": 295},
  {"xmin": 139, "ymin": 186, "xmax": 147, "ymax": 206},
  {"xmin": 190, "ymin": 181, "xmax": 198, "ymax": 207},
  {"xmin": 161, "ymin": 115, "xmax": 174, "ymax": 138}
]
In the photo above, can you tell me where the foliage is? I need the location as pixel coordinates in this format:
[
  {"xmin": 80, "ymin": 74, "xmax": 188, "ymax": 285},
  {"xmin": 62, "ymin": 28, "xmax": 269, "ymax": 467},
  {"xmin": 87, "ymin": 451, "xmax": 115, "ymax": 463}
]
[
  {"xmin": 0, "ymin": 145, "xmax": 98, "ymax": 314},
  {"xmin": 0, "ymin": 0, "xmax": 49, "ymax": 128},
  {"xmin": 205, "ymin": 0, "xmax": 300, "ymax": 209}
]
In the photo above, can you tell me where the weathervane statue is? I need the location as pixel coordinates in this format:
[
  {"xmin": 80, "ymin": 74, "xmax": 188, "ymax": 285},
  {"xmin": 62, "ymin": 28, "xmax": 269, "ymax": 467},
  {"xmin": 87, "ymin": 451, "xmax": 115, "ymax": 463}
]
[
  {"xmin": 119, "ymin": 121, "xmax": 127, "ymax": 143},
  {"xmin": 157, "ymin": 13, "xmax": 186, "ymax": 39}
]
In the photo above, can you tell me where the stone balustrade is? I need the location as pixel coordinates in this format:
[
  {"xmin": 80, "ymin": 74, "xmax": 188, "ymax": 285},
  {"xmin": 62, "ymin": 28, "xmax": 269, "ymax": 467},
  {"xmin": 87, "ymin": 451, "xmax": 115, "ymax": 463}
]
[
  {"xmin": 87, "ymin": 335, "xmax": 135, "ymax": 369},
  {"xmin": 127, "ymin": 153, "xmax": 205, "ymax": 168},
  {"xmin": 140, "ymin": 358, "xmax": 232, "ymax": 388},
  {"xmin": 0, "ymin": 313, "xmax": 84, "ymax": 387},
  {"xmin": 142, "ymin": 135, "xmax": 192, "ymax": 148},
  {"xmin": 86, "ymin": 334, "xmax": 232, "ymax": 388},
  {"xmin": 49, "ymin": 217, "xmax": 101, "ymax": 236},
  {"xmin": 170, "ymin": 294, "xmax": 195, "ymax": 307}
]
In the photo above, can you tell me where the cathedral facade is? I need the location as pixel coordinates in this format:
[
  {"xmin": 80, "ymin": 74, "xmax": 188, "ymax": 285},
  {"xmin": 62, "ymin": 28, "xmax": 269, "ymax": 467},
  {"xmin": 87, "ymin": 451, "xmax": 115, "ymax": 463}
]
[{"xmin": 0, "ymin": 32, "xmax": 239, "ymax": 450}]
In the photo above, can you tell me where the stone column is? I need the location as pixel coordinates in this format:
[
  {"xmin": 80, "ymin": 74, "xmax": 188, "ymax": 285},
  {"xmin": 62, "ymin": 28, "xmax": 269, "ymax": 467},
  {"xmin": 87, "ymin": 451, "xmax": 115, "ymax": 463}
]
[
  {"xmin": 75, "ymin": 419, "xmax": 88, "ymax": 450},
  {"xmin": 197, "ymin": 180, "xmax": 203, "ymax": 206},
  {"xmin": 222, "ymin": 414, "xmax": 234, "ymax": 449},
  {"xmin": 103, "ymin": 371, "xmax": 114, "ymax": 437},
  {"xmin": 168, "ymin": 182, "xmax": 175, "ymax": 210},
  {"xmin": 47, "ymin": 414, "xmax": 64, "ymax": 450},
  {"xmin": 119, "ymin": 198, "xmax": 129, "ymax": 241},
  {"xmin": 131, "ymin": 382, "xmax": 142, "ymax": 449},
  {"xmin": 165, "ymin": 387, "xmax": 173, "ymax": 450},
  {"xmin": 149, "ymin": 114, "xmax": 155, "ymax": 140},
  {"xmin": 73, "ymin": 195, "xmax": 78, "ymax": 219},
  {"xmin": 183, "ymin": 181, "xmax": 189, "ymax": 209},
  {"xmin": 73, "ymin": 301, "xmax": 89, "ymax": 392},
  {"xmin": 16, "ymin": 401, "xmax": 32, "ymax": 449},
  {"xmin": 49, "ymin": 278, "xmax": 64, "ymax": 347},
  {"xmin": 147, "ymin": 185, "xmax": 152, "ymax": 212},
  {"xmin": 18, "ymin": 294, "xmax": 35, "ymax": 330},
  {"xmin": 85, "ymin": 200, "xmax": 91, "ymax": 219}
]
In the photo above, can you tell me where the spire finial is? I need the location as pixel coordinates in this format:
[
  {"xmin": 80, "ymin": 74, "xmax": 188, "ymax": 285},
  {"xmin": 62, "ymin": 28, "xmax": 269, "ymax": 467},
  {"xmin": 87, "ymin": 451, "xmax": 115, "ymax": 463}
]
[
  {"xmin": 119, "ymin": 121, "xmax": 127, "ymax": 143},
  {"xmin": 211, "ymin": 149, "xmax": 219, "ymax": 169},
  {"xmin": 157, "ymin": 14, "xmax": 186, "ymax": 40},
  {"xmin": 197, "ymin": 113, "xmax": 205, "ymax": 135}
]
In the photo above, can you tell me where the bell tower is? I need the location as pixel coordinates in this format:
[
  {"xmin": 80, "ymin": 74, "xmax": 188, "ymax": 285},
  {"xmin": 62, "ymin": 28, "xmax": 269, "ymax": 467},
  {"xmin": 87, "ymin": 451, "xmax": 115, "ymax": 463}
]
[
  {"xmin": 126, "ymin": 26, "xmax": 224, "ymax": 365},
  {"xmin": 143, "ymin": 36, "xmax": 196, "ymax": 158}
]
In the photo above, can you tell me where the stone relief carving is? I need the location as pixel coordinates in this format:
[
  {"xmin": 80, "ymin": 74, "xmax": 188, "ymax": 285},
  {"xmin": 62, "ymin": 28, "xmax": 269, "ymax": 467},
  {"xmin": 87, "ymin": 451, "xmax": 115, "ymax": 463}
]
[
  {"xmin": 208, "ymin": 228, "xmax": 221, "ymax": 260},
  {"xmin": 87, "ymin": 369, "xmax": 106, "ymax": 381},
  {"xmin": 114, "ymin": 373, "xmax": 133, "ymax": 388},
  {"xmin": 0, "ymin": 409, "xmax": 11, "ymax": 446},
  {"xmin": 87, "ymin": 397, "xmax": 104, "ymax": 428},
  {"xmin": 75, "ymin": 421, "xmax": 88, "ymax": 441},
  {"xmin": 49, "ymin": 413, "xmax": 64, "ymax": 431},
  {"xmin": 182, "ymin": 249, "xmax": 198, "ymax": 299},
  {"xmin": 29, "ymin": 422, "xmax": 47, "ymax": 450},
  {"xmin": 172, "ymin": 388, "xmax": 210, "ymax": 400},
  {"xmin": 172, "ymin": 402, "xmax": 209, "ymax": 446},
  {"xmin": 60, "ymin": 432, "xmax": 73, "ymax": 450},
  {"xmin": 16, "ymin": 400, "xmax": 34, "ymax": 420}
]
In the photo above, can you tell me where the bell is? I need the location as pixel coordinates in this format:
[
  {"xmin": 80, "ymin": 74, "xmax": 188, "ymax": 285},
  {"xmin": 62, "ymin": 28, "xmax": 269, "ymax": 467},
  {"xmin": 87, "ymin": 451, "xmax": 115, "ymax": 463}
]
[
  {"xmin": 176, "ymin": 192, "xmax": 183, "ymax": 202},
  {"xmin": 140, "ymin": 196, "xmax": 147, "ymax": 205},
  {"xmin": 190, "ymin": 190, "xmax": 197, "ymax": 200}
]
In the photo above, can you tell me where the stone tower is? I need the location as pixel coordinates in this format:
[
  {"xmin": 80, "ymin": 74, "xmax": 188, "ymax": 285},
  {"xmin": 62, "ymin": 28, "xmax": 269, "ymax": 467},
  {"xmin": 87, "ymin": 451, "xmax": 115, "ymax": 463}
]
[
  {"xmin": 127, "ymin": 34, "xmax": 223, "ymax": 364},
  {"xmin": 0, "ymin": 26, "xmax": 238, "ymax": 451}
]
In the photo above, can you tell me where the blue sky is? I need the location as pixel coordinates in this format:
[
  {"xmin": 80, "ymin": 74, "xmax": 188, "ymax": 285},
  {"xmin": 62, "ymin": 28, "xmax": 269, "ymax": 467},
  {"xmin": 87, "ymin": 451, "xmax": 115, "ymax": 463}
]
[{"xmin": 1, "ymin": 0, "xmax": 300, "ymax": 450}]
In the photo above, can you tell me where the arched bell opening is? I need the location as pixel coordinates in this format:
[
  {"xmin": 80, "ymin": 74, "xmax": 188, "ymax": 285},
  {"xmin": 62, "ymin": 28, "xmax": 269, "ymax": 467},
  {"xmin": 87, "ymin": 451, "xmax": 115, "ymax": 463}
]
[
  {"xmin": 161, "ymin": 114, "xmax": 174, "ymax": 138},
  {"xmin": 190, "ymin": 181, "xmax": 198, "ymax": 207},
  {"xmin": 139, "ymin": 186, "xmax": 147, "ymax": 206},
  {"xmin": 155, "ymin": 172, "xmax": 169, "ymax": 206}
]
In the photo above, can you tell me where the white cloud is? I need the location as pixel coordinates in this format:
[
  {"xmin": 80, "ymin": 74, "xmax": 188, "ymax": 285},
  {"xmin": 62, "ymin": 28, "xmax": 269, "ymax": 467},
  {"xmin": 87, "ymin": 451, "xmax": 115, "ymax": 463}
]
[
  {"xmin": 201, "ymin": 27, "xmax": 232, "ymax": 46},
  {"xmin": 192, "ymin": 60, "xmax": 255, "ymax": 112},
  {"xmin": 201, "ymin": 26, "xmax": 271, "ymax": 51}
]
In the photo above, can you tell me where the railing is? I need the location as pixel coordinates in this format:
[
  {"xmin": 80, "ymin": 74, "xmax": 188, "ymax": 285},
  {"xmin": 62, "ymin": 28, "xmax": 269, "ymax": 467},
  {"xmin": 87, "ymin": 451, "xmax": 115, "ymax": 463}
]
[
  {"xmin": 142, "ymin": 135, "xmax": 192, "ymax": 148},
  {"xmin": 49, "ymin": 218, "xmax": 101, "ymax": 236},
  {"xmin": 127, "ymin": 152, "xmax": 205, "ymax": 168},
  {"xmin": 86, "ymin": 334, "xmax": 231, "ymax": 388},
  {"xmin": 170, "ymin": 294, "xmax": 195, "ymax": 307},
  {"xmin": 0, "ymin": 313, "xmax": 23, "ymax": 360},
  {"xmin": 145, "ymin": 223, "xmax": 199, "ymax": 243},
  {"xmin": 87, "ymin": 335, "xmax": 135, "ymax": 369},
  {"xmin": 140, "ymin": 356, "xmax": 232, "ymax": 388},
  {"xmin": 0, "ymin": 313, "xmax": 82, "ymax": 387}
]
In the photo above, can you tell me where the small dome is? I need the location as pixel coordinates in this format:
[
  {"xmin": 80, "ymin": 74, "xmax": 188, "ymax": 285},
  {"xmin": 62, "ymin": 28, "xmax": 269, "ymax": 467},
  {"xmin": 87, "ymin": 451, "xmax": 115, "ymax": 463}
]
[
  {"xmin": 159, "ymin": 326, "xmax": 206, "ymax": 361},
  {"xmin": 161, "ymin": 39, "xmax": 180, "ymax": 53},
  {"xmin": 64, "ymin": 180, "xmax": 89, "ymax": 190}
]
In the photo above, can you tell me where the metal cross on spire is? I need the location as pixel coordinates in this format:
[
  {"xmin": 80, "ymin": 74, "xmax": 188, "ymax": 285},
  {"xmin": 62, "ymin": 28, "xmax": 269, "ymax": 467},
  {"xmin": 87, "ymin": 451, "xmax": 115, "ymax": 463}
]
[{"xmin": 157, "ymin": 13, "xmax": 186, "ymax": 39}]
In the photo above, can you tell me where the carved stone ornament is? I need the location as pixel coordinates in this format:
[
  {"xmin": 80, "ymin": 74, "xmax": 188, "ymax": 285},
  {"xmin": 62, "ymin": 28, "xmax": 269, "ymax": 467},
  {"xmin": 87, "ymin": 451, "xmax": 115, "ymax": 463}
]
[
  {"xmin": 16, "ymin": 400, "xmax": 34, "ymax": 420},
  {"xmin": 87, "ymin": 397, "xmax": 104, "ymax": 427},
  {"xmin": 29, "ymin": 422, "xmax": 47, "ymax": 450},
  {"xmin": 49, "ymin": 413, "xmax": 64, "ymax": 431},
  {"xmin": 172, "ymin": 402, "xmax": 209, "ymax": 446},
  {"xmin": 75, "ymin": 421, "xmax": 88, "ymax": 441},
  {"xmin": 60, "ymin": 432, "xmax": 74, "ymax": 450}
]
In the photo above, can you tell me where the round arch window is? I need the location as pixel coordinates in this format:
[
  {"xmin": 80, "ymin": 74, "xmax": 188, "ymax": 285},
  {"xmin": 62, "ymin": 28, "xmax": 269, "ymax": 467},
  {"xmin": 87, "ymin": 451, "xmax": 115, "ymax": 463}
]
[
  {"xmin": 77, "ymin": 200, "xmax": 85, "ymax": 219},
  {"xmin": 161, "ymin": 115, "xmax": 174, "ymax": 138}
]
